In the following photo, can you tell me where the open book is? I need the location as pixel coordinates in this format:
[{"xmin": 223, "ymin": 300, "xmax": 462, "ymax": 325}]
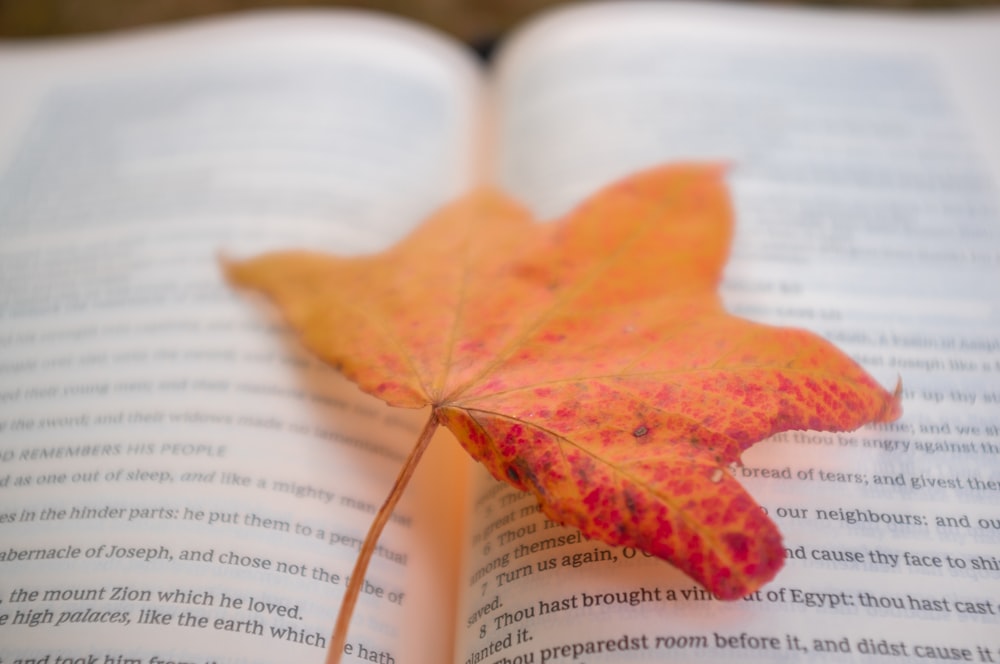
[{"xmin": 2, "ymin": 2, "xmax": 999, "ymax": 662}]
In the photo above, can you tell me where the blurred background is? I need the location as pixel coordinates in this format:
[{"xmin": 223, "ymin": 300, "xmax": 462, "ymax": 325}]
[{"xmin": 2, "ymin": 0, "xmax": 998, "ymax": 46}]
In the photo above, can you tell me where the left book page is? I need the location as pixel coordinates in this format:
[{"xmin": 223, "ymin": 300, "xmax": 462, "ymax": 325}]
[{"xmin": 0, "ymin": 11, "xmax": 481, "ymax": 663}]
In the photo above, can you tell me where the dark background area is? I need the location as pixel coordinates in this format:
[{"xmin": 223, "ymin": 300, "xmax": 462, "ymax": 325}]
[{"xmin": 1, "ymin": 0, "xmax": 998, "ymax": 45}]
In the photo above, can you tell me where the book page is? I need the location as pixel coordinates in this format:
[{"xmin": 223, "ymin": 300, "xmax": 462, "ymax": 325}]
[
  {"xmin": 0, "ymin": 11, "xmax": 482, "ymax": 663},
  {"xmin": 454, "ymin": 3, "xmax": 1000, "ymax": 662}
]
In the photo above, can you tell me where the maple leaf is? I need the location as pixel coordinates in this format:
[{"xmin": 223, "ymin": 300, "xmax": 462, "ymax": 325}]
[{"xmin": 223, "ymin": 164, "xmax": 900, "ymax": 657}]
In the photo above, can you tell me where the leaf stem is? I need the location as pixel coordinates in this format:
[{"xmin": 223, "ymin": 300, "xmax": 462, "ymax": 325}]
[{"xmin": 325, "ymin": 410, "xmax": 440, "ymax": 664}]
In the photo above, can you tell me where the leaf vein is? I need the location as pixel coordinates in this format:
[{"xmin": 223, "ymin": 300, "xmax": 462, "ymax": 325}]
[{"xmin": 464, "ymin": 408, "xmax": 749, "ymax": 580}]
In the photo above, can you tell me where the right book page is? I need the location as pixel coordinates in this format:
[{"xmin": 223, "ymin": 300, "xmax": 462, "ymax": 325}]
[{"xmin": 454, "ymin": 3, "xmax": 1000, "ymax": 662}]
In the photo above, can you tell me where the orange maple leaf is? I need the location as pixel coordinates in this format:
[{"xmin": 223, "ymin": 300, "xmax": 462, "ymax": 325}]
[{"xmin": 224, "ymin": 164, "xmax": 900, "ymax": 650}]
